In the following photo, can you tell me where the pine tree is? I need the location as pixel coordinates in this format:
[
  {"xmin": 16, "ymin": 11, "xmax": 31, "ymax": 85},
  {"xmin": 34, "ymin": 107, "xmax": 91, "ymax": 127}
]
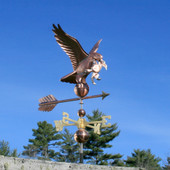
[
  {"xmin": 0, "ymin": 140, "xmax": 19, "ymax": 157},
  {"xmin": 125, "ymin": 149, "xmax": 161, "ymax": 170},
  {"xmin": 84, "ymin": 109, "xmax": 122, "ymax": 165},
  {"xmin": 22, "ymin": 121, "xmax": 61, "ymax": 160},
  {"xmin": 163, "ymin": 157, "xmax": 170, "ymax": 170},
  {"xmin": 55, "ymin": 128, "xmax": 79, "ymax": 163}
]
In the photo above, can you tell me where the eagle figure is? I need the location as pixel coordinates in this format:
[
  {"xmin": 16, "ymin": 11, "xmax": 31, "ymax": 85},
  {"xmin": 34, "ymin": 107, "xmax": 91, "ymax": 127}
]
[{"xmin": 52, "ymin": 24, "xmax": 107, "ymax": 84}]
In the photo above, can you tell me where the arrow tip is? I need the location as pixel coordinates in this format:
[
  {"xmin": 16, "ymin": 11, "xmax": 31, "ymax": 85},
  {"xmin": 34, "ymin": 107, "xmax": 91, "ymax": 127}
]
[{"xmin": 102, "ymin": 91, "xmax": 110, "ymax": 100}]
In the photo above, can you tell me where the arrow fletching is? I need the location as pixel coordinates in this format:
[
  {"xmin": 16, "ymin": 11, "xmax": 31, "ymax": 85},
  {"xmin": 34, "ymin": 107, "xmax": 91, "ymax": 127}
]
[{"xmin": 38, "ymin": 95, "xmax": 57, "ymax": 112}]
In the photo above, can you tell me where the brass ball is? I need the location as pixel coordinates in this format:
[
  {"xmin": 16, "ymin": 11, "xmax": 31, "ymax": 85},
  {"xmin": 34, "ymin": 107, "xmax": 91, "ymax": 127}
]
[
  {"xmin": 74, "ymin": 83, "xmax": 89, "ymax": 98},
  {"xmin": 78, "ymin": 109, "xmax": 86, "ymax": 117},
  {"xmin": 74, "ymin": 129, "xmax": 90, "ymax": 143}
]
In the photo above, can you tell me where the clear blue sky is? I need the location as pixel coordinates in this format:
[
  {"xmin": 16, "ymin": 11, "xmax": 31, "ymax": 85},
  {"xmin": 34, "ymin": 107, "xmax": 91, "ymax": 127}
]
[{"xmin": 0, "ymin": 0, "xmax": 170, "ymax": 165}]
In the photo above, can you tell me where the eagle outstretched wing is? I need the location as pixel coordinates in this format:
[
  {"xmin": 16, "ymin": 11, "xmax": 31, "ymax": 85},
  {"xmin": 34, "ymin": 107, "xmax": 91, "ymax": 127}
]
[
  {"xmin": 89, "ymin": 39, "xmax": 102, "ymax": 54},
  {"xmin": 52, "ymin": 24, "xmax": 88, "ymax": 70}
]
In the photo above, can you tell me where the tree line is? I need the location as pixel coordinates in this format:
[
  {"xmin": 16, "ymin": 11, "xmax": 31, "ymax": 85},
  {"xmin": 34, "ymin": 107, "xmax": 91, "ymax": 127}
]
[{"xmin": 0, "ymin": 110, "xmax": 169, "ymax": 170}]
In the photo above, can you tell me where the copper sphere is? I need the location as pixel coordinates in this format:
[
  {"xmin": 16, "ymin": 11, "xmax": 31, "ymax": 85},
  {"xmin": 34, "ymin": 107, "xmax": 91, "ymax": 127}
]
[
  {"xmin": 78, "ymin": 109, "xmax": 86, "ymax": 117},
  {"xmin": 74, "ymin": 129, "xmax": 90, "ymax": 143},
  {"xmin": 74, "ymin": 83, "xmax": 89, "ymax": 98}
]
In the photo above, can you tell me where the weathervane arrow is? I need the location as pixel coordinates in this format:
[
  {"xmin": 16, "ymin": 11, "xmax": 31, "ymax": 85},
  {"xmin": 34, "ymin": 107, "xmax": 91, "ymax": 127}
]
[{"xmin": 38, "ymin": 91, "xmax": 109, "ymax": 112}]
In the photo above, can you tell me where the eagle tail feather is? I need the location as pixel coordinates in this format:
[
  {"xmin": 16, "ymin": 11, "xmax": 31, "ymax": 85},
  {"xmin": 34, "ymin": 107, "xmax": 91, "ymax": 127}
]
[{"xmin": 60, "ymin": 71, "xmax": 77, "ymax": 84}]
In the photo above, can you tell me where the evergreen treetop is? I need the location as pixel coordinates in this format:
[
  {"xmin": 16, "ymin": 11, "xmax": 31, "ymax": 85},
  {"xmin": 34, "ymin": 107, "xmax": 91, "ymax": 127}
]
[
  {"xmin": 84, "ymin": 109, "xmax": 122, "ymax": 165},
  {"xmin": 125, "ymin": 149, "xmax": 162, "ymax": 170},
  {"xmin": 23, "ymin": 121, "xmax": 61, "ymax": 160}
]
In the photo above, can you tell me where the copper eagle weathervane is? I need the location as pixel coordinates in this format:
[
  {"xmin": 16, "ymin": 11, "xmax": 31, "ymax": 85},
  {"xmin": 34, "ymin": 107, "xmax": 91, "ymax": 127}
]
[{"xmin": 38, "ymin": 24, "xmax": 111, "ymax": 163}]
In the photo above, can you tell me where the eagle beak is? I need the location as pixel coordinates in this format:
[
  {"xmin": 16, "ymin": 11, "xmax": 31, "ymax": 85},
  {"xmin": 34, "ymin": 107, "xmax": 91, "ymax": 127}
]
[
  {"xmin": 100, "ymin": 59, "xmax": 107, "ymax": 70},
  {"xmin": 103, "ymin": 63, "xmax": 107, "ymax": 70}
]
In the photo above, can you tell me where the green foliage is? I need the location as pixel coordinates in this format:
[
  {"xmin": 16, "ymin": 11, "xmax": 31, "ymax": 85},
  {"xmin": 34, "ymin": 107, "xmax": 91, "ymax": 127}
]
[
  {"xmin": 125, "ymin": 149, "xmax": 161, "ymax": 170},
  {"xmin": 22, "ymin": 121, "xmax": 61, "ymax": 160},
  {"xmin": 23, "ymin": 121, "xmax": 79, "ymax": 163},
  {"xmin": 162, "ymin": 157, "xmax": 170, "ymax": 170},
  {"xmin": 0, "ymin": 140, "xmax": 10, "ymax": 156},
  {"xmin": 55, "ymin": 128, "xmax": 79, "ymax": 163},
  {"xmin": 112, "ymin": 158, "xmax": 125, "ymax": 166},
  {"xmin": 84, "ymin": 109, "xmax": 122, "ymax": 165},
  {"xmin": 0, "ymin": 140, "xmax": 19, "ymax": 157}
]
